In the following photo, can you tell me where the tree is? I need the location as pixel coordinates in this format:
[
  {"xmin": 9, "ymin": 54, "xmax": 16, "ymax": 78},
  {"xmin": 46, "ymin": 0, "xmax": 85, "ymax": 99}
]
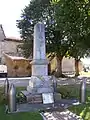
[
  {"xmin": 17, "ymin": 0, "xmax": 50, "ymax": 58},
  {"xmin": 17, "ymin": 0, "xmax": 71, "ymax": 77},
  {"xmin": 17, "ymin": 0, "xmax": 90, "ymax": 77},
  {"xmin": 68, "ymin": 42, "xmax": 88, "ymax": 76},
  {"xmin": 18, "ymin": 39, "xmax": 33, "ymax": 58},
  {"xmin": 53, "ymin": 0, "xmax": 90, "ymax": 76}
]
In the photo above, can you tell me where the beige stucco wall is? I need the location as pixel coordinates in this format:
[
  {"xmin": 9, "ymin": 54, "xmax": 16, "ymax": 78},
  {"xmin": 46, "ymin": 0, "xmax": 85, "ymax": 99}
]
[
  {"xmin": 50, "ymin": 57, "xmax": 83, "ymax": 73},
  {"xmin": 4, "ymin": 54, "xmax": 31, "ymax": 77},
  {"xmin": 62, "ymin": 57, "xmax": 75, "ymax": 72}
]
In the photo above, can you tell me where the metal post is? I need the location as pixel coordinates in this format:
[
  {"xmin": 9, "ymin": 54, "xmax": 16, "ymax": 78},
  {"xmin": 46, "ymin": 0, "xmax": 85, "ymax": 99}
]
[
  {"xmin": 52, "ymin": 76, "xmax": 57, "ymax": 92},
  {"xmin": 80, "ymin": 78, "xmax": 86, "ymax": 103},
  {"xmin": 9, "ymin": 84, "xmax": 16, "ymax": 112},
  {"xmin": 4, "ymin": 77, "xmax": 9, "ymax": 98}
]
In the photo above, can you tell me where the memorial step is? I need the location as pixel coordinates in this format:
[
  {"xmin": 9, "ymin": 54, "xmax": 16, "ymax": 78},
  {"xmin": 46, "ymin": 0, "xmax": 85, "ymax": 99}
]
[
  {"xmin": 21, "ymin": 90, "xmax": 42, "ymax": 103},
  {"xmin": 21, "ymin": 90, "xmax": 63, "ymax": 104}
]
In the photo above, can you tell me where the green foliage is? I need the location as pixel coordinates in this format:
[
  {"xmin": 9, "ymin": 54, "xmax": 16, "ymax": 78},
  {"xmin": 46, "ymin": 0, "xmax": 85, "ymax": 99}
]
[
  {"xmin": 17, "ymin": 0, "xmax": 70, "ymax": 58},
  {"xmin": 16, "ymin": 87, "xmax": 26, "ymax": 103},
  {"xmin": 0, "ymin": 87, "xmax": 26, "ymax": 105},
  {"xmin": 17, "ymin": 0, "xmax": 50, "ymax": 58},
  {"xmin": 17, "ymin": 0, "xmax": 70, "ymax": 76},
  {"xmin": 54, "ymin": 0, "xmax": 90, "ymax": 59},
  {"xmin": 68, "ymin": 84, "xmax": 90, "ymax": 120},
  {"xmin": 17, "ymin": 0, "xmax": 90, "ymax": 76},
  {"xmin": 57, "ymin": 85, "xmax": 80, "ymax": 99},
  {"xmin": 19, "ymin": 39, "xmax": 33, "ymax": 58},
  {"xmin": 16, "ymin": 92, "xmax": 26, "ymax": 103},
  {"xmin": 52, "ymin": 0, "xmax": 90, "ymax": 76},
  {"xmin": 69, "ymin": 103, "xmax": 90, "ymax": 120}
]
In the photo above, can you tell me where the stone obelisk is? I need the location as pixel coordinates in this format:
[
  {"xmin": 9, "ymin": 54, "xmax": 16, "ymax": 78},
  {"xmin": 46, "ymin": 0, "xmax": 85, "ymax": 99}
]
[
  {"xmin": 32, "ymin": 22, "xmax": 48, "ymax": 76},
  {"xmin": 27, "ymin": 22, "xmax": 53, "ymax": 95}
]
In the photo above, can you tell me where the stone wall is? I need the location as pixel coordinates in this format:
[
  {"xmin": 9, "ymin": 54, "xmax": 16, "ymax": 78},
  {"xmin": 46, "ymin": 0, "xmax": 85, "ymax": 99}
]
[
  {"xmin": 0, "ymin": 37, "xmax": 22, "ymax": 64},
  {"xmin": 50, "ymin": 57, "xmax": 83, "ymax": 73}
]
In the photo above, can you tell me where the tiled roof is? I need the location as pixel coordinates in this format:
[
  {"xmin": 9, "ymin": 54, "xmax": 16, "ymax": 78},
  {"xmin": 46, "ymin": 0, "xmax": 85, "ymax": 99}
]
[
  {"xmin": 0, "ymin": 24, "xmax": 22, "ymax": 42},
  {"xmin": 4, "ymin": 53, "xmax": 28, "ymax": 60},
  {"xmin": 5, "ymin": 37, "xmax": 22, "ymax": 42}
]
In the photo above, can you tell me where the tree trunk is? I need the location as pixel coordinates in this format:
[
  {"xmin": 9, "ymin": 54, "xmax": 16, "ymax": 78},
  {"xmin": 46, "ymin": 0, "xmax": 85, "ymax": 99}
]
[
  {"xmin": 55, "ymin": 55, "xmax": 63, "ymax": 77},
  {"xmin": 47, "ymin": 54, "xmax": 55, "ymax": 75},
  {"xmin": 48, "ymin": 63, "xmax": 51, "ymax": 75},
  {"xmin": 75, "ymin": 58, "xmax": 79, "ymax": 76}
]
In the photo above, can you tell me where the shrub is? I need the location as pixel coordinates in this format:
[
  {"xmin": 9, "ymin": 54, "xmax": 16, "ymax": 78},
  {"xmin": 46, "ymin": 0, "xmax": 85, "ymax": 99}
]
[
  {"xmin": 57, "ymin": 85, "xmax": 79, "ymax": 99},
  {"xmin": 16, "ymin": 92, "xmax": 26, "ymax": 103},
  {"xmin": 0, "ymin": 87, "xmax": 26, "ymax": 105}
]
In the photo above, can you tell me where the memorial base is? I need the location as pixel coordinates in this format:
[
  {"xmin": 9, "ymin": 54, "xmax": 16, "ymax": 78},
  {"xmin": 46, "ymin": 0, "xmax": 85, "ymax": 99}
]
[
  {"xmin": 5, "ymin": 99, "xmax": 79, "ymax": 113},
  {"xmin": 25, "ymin": 76, "xmax": 54, "ymax": 104},
  {"xmin": 27, "ymin": 76, "xmax": 54, "ymax": 94}
]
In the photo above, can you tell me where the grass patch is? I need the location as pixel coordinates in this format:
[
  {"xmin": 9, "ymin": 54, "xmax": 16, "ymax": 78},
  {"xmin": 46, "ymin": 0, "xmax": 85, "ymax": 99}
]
[
  {"xmin": 80, "ymin": 71, "xmax": 90, "ymax": 76},
  {"xmin": 57, "ymin": 84, "xmax": 80, "ymax": 99},
  {"xmin": 16, "ymin": 87, "xmax": 26, "ymax": 92},
  {"xmin": 69, "ymin": 103, "xmax": 90, "ymax": 120},
  {"xmin": 0, "ymin": 105, "xmax": 42, "ymax": 120},
  {"xmin": 57, "ymin": 84, "xmax": 90, "ymax": 120},
  {"xmin": 68, "ymin": 85, "xmax": 90, "ymax": 120},
  {"xmin": 0, "ymin": 87, "xmax": 42, "ymax": 120},
  {"xmin": 0, "ymin": 87, "xmax": 6, "ymax": 105}
]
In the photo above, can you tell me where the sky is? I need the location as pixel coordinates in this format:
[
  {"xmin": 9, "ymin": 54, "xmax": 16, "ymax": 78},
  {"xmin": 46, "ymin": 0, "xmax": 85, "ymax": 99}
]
[{"xmin": 0, "ymin": 0, "xmax": 30, "ymax": 38}]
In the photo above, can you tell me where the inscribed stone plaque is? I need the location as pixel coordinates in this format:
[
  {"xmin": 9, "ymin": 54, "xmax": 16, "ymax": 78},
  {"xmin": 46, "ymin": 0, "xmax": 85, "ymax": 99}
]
[{"xmin": 42, "ymin": 93, "xmax": 54, "ymax": 104}]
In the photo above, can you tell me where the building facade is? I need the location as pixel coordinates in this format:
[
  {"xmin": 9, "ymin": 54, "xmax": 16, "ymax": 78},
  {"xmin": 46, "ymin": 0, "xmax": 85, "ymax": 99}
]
[{"xmin": 0, "ymin": 24, "xmax": 22, "ymax": 64}]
